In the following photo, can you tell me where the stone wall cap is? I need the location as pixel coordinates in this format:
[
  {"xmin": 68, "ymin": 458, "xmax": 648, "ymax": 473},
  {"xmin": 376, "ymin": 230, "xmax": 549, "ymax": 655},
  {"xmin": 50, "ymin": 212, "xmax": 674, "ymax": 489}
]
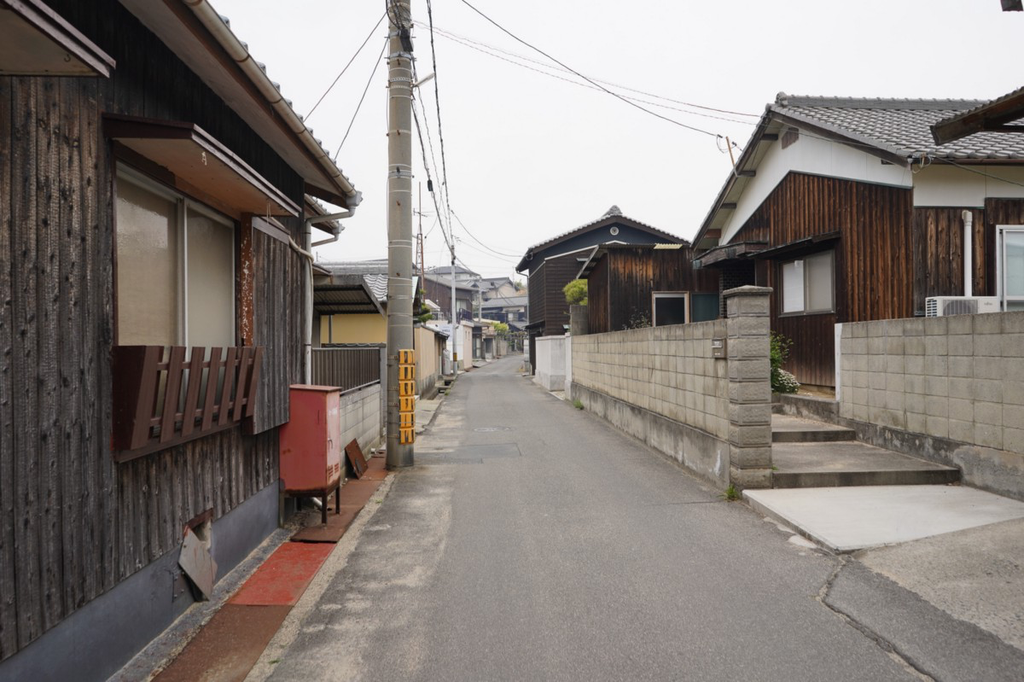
[{"xmin": 723, "ymin": 286, "xmax": 773, "ymax": 298}]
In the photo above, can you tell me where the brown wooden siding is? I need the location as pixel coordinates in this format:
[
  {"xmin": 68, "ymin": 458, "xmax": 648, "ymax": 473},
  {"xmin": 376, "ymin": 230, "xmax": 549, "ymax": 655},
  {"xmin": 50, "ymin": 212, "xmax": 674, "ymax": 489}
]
[
  {"xmin": 589, "ymin": 247, "xmax": 719, "ymax": 333},
  {"xmin": 732, "ymin": 172, "xmax": 914, "ymax": 387},
  {"xmin": 911, "ymin": 208, "xmax": 989, "ymax": 315},
  {"xmin": 587, "ymin": 257, "xmax": 611, "ymax": 334},
  {"xmin": 527, "ymin": 261, "xmax": 547, "ymax": 332},
  {"xmin": 540, "ymin": 253, "xmax": 585, "ymax": 335},
  {"xmin": 0, "ymin": 0, "xmax": 308, "ymax": 661}
]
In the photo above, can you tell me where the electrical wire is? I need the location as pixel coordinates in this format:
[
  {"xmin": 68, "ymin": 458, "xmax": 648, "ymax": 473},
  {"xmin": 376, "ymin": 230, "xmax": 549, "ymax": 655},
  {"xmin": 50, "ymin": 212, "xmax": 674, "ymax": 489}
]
[
  {"xmin": 305, "ymin": 12, "xmax": 386, "ymax": 122},
  {"xmin": 420, "ymin": 21, "xmax": 759, "ymax": 122},
  {"xmin": 425, "ymin": 0, "xmax": 457, "ymax": 236},
  {"xmin": 333, "ymin": 40, "xmax": 387, "ymax": 161},
  {"xmin": 450, "ymin": 209, "xmax": 521, "ymax": 258},
  {"xmin": 460, "ymin": 0, "xmax": 719, "ymax": 138}
]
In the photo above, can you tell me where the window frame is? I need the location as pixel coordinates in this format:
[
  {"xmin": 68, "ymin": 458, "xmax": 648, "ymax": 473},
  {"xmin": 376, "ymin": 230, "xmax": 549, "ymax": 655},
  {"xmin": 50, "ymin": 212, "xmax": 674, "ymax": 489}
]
[
  {"xmin": 997, "ymin": 225, "xmax": 1024, "ymax": 312},
  {"xmin": 778, "ymin": 248, "xmax": 835, "ymax": 317},
  {"xmin": 651, "ymin": 291, "xmax": 691, "ymax": 327},
  {"xmin": 114, "ymin": 163, "xmax": 237, "ymax": 348}
]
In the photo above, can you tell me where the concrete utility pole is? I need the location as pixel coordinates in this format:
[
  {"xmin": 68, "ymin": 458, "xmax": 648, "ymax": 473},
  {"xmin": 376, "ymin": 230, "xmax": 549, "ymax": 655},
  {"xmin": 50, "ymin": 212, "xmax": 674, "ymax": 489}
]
[
  {"xmin": 386, "ymin": 0, "xmax": 414, "ymax": 469},
  {"xmin": 450, "ymin": 246, "xmax": 458, "ymax": 369}
]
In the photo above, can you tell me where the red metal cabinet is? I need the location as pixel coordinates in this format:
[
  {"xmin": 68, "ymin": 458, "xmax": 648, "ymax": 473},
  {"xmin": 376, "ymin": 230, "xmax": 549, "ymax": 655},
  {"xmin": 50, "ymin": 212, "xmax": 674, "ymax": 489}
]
[{"xmin": 280, "ymin": 385, "xmax": 342, "ymax": 523}]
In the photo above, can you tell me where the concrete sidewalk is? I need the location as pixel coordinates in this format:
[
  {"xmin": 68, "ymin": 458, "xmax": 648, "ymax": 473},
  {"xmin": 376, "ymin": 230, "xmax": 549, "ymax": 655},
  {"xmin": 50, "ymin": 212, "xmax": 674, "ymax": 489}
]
[{"xmin": 745, "ymin": 484, "xmax": 1024, "ymax": 655}]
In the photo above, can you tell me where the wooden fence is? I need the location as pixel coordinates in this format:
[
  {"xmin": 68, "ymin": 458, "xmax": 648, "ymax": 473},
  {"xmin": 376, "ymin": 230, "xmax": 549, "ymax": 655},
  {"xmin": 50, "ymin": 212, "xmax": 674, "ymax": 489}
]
[{"xmin": 312, "ymin": 345, "xmax": 385, "ymax": 391}]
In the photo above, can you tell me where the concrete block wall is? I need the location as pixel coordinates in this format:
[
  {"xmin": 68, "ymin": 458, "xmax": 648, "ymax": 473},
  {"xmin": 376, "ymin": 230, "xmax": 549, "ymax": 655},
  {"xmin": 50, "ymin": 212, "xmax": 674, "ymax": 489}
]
[
  {"xmin": 572, "ymin": 320, "xmax": 731, "ymax": 439},
  {"xmin": 571, "ymin": 286, "xmax": 773, "ymax": 488},
  {"xmin": 535, "ymin": 335, "xmax": 567, "ymax": 391},
  {"xmin": 838, "ymin": 312, "xmax": 1024, "ymax": 498},
  {"xmin": 339, "ymin": 383, "xmax": 383, "ymax": 459}
]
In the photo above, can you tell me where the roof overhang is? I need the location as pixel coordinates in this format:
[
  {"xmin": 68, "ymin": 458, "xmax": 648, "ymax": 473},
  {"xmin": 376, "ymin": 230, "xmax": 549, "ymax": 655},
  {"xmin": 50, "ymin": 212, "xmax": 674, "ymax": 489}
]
[
  {"xmin": 314, "ymin": 274, "xmax": 385, "ymax": 317},
  {"xmin": 105, "ymin": 114, "xmax": 300, "ymax": 217},
  {"xmin": 693, "ymin": 241, "xmax": 768, "ymax": 268},
  {"xmin": 0, "ymin": 0, "xmax": 115, "ymax": 76},
  {"xmin": 931, "ymin": 86, "xmax": 1024, "ymax": 144},
  {"xmin": 692, "ymin": 105, "xmax": 911, "ymax": 255},
  {"xmin": 118, "ymin": 0, "xmax": 360, "ymax": 209}
]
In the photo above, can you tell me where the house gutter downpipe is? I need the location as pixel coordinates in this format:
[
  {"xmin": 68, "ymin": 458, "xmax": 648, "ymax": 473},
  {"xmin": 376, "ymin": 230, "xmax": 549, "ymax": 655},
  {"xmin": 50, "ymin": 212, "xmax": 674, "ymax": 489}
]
[
  {"xmin": 963, "ymin": 210, "xmax": 973, "ymax": 297},
  {"xmin": 386, "ymin": 0, "xmax": 415, "ymax": 469}
]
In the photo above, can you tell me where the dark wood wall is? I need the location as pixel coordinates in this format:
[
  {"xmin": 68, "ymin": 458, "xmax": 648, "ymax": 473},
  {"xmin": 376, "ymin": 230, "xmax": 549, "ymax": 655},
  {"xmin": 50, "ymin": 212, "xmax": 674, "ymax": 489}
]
[
  {"xmin": 0, "ymin": 0, "xmax": 307, "ymax": 661},
  {"xmin": 733, "ymin": 172, "xmax": 914, "ymax": 387},
  {"xmin": 526, "ymin": 254, "xmax": 584, "ymax": 335},
  {"xmin": 587, "ymin": 247, "xmax": 719, "ymax": 333}
]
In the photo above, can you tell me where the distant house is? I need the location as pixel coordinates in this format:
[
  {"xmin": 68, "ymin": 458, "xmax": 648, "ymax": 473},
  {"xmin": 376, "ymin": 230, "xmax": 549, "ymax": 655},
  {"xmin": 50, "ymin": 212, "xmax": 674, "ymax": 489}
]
[
  {"xmin": 422, "ymin": 272, "xmax": 477, "ymax": 322},
  {"xmin": 315, "ymin": 260, "xmax": 389, "ymax": 344},
  {"xmin": 428, "ymin": 264, "xmax": 480, "ymax": 284},
  {"xmin": 692, "ymin": 93, "xmax": 1024, "ymax": 388},
  {"xmin": 516, "ymin": 206, "xmax": 686, "ymax": 369},
  {"xmin": 482, "ymin": 294, "xmax": 529, "ymax": 328},
  {"xmin": 0, "ymin": 1, "xmax": 361, "ymax": 679},
  {"xmin": 480, "ymin": 276, "xmax": 519, "ymax": 301},
  {"xmin": 577, "ymin": 244, "xmax": 721, "ymax": 333}
]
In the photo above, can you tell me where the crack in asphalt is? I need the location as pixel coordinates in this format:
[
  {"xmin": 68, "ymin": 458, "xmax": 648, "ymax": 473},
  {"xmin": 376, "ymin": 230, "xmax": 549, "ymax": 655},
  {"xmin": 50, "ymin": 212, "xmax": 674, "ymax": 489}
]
[{"xmin": 817, "ymin": 557, "xmax": 935, "ymax": 682}]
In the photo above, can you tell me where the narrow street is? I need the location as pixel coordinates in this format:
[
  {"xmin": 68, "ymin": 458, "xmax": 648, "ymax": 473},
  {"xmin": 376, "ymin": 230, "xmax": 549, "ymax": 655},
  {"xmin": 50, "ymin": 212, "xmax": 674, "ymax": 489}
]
[{"xmin": 248, "ymin": 356, "xmax": 1006, "ymax": 681}]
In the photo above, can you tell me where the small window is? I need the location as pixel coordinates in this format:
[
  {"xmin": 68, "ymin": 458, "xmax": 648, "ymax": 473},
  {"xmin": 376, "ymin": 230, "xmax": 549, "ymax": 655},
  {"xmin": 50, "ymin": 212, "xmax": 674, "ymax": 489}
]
[
  {"xmin": 652, "ymin": 292, "xmax": 689, "ymax": 326},
  {"xmin": 998, "ymin": 226, "xmax": 1024, "ymax": 312},
  {"xmin": 115, "ymin": 166, "xmax": 236, "ymax": 347},
  {"xmin": 780, "ymin": 250, "xmax": 834, "ymax": 315}
]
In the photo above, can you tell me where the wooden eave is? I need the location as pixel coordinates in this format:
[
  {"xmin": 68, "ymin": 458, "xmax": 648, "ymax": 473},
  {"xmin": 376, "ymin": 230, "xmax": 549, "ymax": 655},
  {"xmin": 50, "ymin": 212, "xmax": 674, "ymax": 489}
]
[
  {"xmin": 693, "ymin": 241, "xmax": 768, "ymax": 268},
  {"xmin": 118, "ymin": 0, "xmax": 358, "ymax": 209},
  {"xmin": 105, "ymin": 114, "xmax": 300, "ymax": 218},
  {"xmin": 750, "ymin": 231, "xmax": 840, "ymax": 259},
  {"xmin": 0, "ymin": 0, "xmax": 115, "ymax": 76},
  {"xmin": 931, "ymin": 87, "xmax": 1024, "ymax": 144}
]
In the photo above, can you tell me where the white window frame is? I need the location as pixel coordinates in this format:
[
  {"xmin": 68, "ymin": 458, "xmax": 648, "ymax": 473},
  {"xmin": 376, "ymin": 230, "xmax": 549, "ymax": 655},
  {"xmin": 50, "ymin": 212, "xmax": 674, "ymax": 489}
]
[
  {"xmin": 997, "ymin": 225, "xmax": 1024, "ymax": 311},
  {"xmin": 115, "ymin": 164, "xmax": 236, "ymax": 347},
  {"xmin": 779, "ymin": 249, "xmax": 835, "ymax": 316},
  {"xmin": 652, "ymin": 291, "xmax": 690, "ymax": 327}
]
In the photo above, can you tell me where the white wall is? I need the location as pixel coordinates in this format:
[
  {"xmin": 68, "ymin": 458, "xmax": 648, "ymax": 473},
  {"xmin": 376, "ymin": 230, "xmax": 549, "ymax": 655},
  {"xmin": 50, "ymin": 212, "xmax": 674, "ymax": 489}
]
[
  {"xmin": 720, "ymin": 130, "xmax": 913, "ymax": 245},
  {"xmin": 534, "ymin": 335, "xmax": 567, "ymax": 391},
  {"xmin": 912, "ymin": 165, "xmax": 1024, "ymax": 207}
]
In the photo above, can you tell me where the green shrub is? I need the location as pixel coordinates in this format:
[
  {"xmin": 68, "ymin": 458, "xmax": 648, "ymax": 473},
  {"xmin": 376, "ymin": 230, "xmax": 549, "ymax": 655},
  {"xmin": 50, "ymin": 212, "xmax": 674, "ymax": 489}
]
[
  {"xmin": 770, "ymin": 332, "xmax": 800, "ymax": 394},
  {"xmin": 563, "ymin": 279, "xmax": 588, "ymax": 306}
]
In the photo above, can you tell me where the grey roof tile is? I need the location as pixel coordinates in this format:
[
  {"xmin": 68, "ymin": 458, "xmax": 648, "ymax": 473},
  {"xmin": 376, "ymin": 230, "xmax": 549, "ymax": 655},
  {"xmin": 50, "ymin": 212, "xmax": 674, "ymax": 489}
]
[{"xmin": 772, "ymin": 93, "xmax": 1024, "ymax": 160}]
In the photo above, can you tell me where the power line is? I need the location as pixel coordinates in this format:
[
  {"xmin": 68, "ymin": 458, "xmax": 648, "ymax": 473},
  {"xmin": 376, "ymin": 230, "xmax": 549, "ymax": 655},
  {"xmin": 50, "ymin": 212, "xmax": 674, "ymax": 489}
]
[
  {"xmin": 425, "ymin": 0, "xmax": 456, "ymax": 235},
  {"xmin": 450, "ymin": 209, "xmax": 521, "ymax": 258},
  {"xmin": 333, "ymin": 40, "xmax": 387, "ymax": 161},
  {"xmin": 460, "ymin": 0, "xmax": 719, "ymax": 138},
  {"xmin": 305, "ymin": 12, "xmax": 386, "ymax": 121},
  {"xmin": 420, "ymin": 21, "xmax": 759, "ymax": 120}
]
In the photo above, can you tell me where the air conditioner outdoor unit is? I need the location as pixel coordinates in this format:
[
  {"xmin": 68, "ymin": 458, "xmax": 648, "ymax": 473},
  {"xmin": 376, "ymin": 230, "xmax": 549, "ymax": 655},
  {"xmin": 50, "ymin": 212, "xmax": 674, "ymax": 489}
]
[{"xmin": 925, "ymin": 296, "xmax": 1001, "ymax": 317}]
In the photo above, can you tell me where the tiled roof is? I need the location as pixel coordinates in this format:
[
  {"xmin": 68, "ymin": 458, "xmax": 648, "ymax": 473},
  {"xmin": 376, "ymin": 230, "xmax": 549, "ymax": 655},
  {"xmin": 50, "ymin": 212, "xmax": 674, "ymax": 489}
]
[
  {"xmin": 363, "ymin": 274, "xmax": 388, "ymax": 302},
  {"xmin": 772, "ymin": 93, "xmax": 1024, "ymax": 160},
  {"xmin": 517, "ymin": 206, "xmax": 683, "ymax": 271}
]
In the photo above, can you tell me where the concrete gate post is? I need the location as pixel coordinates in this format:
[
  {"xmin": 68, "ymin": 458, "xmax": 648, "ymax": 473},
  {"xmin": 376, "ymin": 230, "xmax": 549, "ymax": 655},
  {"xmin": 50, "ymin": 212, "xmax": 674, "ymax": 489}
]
[{"xmin": 723, "ymin": 286, "xmax": 773, "ymax": 489}]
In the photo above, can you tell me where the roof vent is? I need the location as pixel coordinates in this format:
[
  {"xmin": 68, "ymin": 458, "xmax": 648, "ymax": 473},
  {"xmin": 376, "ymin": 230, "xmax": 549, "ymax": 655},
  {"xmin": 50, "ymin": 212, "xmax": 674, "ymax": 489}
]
[{"xmin": 603, "ymin": 205, "xmax": 622, "ymax": 218}]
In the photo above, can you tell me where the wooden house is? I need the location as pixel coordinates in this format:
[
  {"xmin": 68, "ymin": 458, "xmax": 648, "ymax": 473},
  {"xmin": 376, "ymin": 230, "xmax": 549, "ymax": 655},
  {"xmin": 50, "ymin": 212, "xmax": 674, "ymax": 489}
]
[
  {"xmin": 691, "ymin": 93, "xmax": 1024, "ymax": 388},
  {"xmin": 0, "ymin": 1, "xmax": 361, "ymax": 679},
  {"xmin": 516, "ymin": 206, "xmax": 685, "ymax": 369},
  {"xmin": 577, "ymin": 244, "xmax": 721, "ymax": 334},
  {"xmin": 422, "ymin": 272, "xmax": 477, "ymax": 322}
]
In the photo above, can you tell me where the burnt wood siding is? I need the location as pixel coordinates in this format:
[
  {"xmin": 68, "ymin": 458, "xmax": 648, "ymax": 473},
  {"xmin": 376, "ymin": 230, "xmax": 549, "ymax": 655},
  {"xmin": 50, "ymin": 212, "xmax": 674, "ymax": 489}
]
[
  {"xmin": 588, "ymin": 248, "xmax": 720, "ymax": 333},
  {"xmin": 531, "ymin": 253, "xmax": 584, "ymax": 335},
  {"xmin": 527, "ymin": 262, "xmax": 548, "ymax": 332},
  {"xmin": 587, "ymin": 257, "xmax": 611, "ymax": 334},
  {"xmin": 732, "ymin": 172, "xmax": 914, "ymax": 387},
  {"xmin": 911, "ymin": 208, "xmax": 988, "ymax": 315},
  {"xmin": 0, "ymin": 0, "xmax": 306, "ymax": 661}
]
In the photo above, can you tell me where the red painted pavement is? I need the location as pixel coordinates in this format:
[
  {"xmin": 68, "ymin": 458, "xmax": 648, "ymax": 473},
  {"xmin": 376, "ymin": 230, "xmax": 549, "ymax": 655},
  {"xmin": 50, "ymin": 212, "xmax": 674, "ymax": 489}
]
[{"xmin": 229, "ymin": 542, "xmax": 333, "ymax": 606}]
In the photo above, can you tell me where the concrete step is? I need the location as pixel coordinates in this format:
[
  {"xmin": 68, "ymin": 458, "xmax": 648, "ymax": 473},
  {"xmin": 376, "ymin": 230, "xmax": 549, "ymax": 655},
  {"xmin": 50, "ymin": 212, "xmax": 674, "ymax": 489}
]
[
  {"xmin": 772, "ymin": 414, "xmax": 855, "ymax": 443},
  {"xmin": 772, "ymin": 441, "xmax": 960, "ymax": 489}
]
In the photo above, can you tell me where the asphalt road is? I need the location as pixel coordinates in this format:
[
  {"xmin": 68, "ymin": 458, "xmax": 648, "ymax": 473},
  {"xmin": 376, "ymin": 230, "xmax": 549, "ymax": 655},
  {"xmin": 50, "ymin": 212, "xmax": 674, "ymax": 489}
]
[{"xmin": 253, "ymin": 356, "xmax": 1020, "ymax": 682}]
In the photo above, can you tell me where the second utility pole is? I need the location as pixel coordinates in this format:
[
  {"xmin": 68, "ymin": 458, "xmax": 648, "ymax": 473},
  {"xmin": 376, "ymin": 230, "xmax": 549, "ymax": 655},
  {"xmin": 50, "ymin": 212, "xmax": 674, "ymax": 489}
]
[{"xmin": 386, "ymin": 0, "xmax": 414, "ymax": 469}]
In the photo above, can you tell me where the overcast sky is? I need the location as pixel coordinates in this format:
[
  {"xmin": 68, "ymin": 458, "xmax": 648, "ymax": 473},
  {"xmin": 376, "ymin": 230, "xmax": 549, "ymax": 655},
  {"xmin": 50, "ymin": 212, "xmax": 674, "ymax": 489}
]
[{"xmin": 212, "ymin": 0, "xmax": 1023, "ymax": 279}]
